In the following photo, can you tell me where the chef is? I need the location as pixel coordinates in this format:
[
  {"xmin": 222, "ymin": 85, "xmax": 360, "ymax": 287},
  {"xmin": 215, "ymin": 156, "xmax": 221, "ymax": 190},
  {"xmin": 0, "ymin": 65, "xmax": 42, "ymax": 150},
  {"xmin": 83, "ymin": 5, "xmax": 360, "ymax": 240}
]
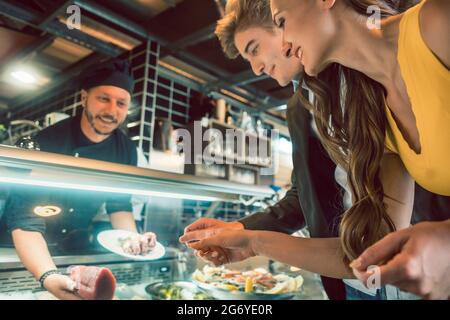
[{"xmin": 3, "ymin": 58, "xmax": 155, "ymax": 300}]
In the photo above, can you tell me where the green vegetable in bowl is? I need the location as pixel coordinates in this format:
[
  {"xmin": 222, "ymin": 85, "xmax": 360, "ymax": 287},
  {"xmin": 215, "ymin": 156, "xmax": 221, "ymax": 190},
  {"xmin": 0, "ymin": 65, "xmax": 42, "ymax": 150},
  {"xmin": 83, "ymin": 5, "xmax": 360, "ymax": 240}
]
[
  {"xmin": 193, "ymin": 293, "xmax": 210, "ymax": 300},
  {"xmin": 155, "ymin": 283, "xmax": 212, "ymax": 300},
  {"xmin": 159, "ymin": 284, "xmax": 182, "ymax": 300}
]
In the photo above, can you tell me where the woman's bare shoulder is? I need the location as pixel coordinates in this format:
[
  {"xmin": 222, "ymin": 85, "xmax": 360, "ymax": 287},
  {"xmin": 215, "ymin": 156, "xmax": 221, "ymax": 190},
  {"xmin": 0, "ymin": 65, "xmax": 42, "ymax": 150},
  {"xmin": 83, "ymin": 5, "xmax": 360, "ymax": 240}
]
[{"xmin": 419, "ymin": 0, "xmax": 450, "ymax": 68}]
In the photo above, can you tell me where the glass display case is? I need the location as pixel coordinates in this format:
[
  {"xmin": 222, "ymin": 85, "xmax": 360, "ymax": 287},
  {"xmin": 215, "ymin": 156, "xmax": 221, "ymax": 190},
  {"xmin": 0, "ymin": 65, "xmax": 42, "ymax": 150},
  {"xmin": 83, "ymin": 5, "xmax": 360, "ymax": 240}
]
[
  {"xmin": 0, "ymin": 144, "xmax": 278, "ymax": 299},
  {"xmin": 0, "ymin": 145, "xmax": 328, "ymax": 300}
]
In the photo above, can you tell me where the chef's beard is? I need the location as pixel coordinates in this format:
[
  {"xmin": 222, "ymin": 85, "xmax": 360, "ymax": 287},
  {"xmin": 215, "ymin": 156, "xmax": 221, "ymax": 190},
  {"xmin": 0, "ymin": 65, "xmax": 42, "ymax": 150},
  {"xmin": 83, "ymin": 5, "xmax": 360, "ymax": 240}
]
[{"xmin": 84, "ymin": 107, "xmax": 122, "ymax": 136}]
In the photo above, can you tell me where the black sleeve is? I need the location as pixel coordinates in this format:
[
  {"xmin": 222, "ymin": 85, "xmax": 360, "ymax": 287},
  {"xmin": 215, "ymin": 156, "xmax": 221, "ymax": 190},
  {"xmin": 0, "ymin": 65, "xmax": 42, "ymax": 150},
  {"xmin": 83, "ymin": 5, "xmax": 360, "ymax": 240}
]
[
  {"xmin": 239, "ymin": 173, "xmax": 306, "ymax": 234},
  {"xmin": 105, "ymin": 195, "xmax": 133, "ymax": 214},
  {"xmin": 5, "ymin": 188, "xmax": 46, "ymax": 234},
  {"xmin": 129, "ymin": 145, "xmax": 138, "ymax": 166},
  {"xmin": 105, "ymin": 138, "xmax": 137, "ymax": 214},
  {"xmin": 121, "ymin": 132, "xmax": 138, "ymax": 166}
]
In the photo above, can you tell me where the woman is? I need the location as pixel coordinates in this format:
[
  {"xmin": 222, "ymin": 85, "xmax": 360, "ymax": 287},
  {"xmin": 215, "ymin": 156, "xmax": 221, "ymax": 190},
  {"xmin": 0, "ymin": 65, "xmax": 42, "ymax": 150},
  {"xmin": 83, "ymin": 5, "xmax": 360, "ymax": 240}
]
[
  {"xmin": 184, "ymin": 0, "xmax": 450, "ymax": 299},
  {"xmin": 271, "ymin": 0, "xmax": 449, "ymax": 261}
]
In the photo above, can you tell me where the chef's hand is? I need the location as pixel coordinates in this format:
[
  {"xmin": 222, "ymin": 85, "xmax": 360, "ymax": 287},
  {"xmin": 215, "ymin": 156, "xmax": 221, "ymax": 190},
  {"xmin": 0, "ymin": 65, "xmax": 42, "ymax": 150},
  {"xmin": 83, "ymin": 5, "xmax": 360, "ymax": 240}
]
[
  {"xmin": 188, "ymin": 229, "xmax": 257, "ymax": 266},
  {"xmin": 122, "ymin": 232, "xmax": 157, "ymax": 255},
  {"xmin": 139, "ymin": 232, "xmax": 157, "ymax": 254},
  {"xmin": 179, "ymin": 218, "xmax": 243, "ymax": 246},
  {"xmin": 43, "ymin": 273, "xmax": 82, "ymax": 300},
  {"xmin": 350, "ymin": 220, "xmax": 450, "ymax": 300}
]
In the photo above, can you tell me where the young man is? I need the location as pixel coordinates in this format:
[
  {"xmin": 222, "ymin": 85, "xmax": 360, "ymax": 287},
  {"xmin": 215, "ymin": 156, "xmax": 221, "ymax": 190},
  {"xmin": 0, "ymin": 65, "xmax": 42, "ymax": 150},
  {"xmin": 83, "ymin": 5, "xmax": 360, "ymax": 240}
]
[{"xmin": 4, "ymin": 59, "xmax": 156, "ymax": 300}]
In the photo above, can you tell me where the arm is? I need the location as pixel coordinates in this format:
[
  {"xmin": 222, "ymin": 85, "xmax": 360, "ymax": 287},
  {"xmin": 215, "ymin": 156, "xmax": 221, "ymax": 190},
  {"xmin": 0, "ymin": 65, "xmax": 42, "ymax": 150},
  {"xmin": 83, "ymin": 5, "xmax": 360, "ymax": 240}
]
[
  {"xmin": 191, "ymin": 154, "xmax": 414, "ymax": 279},
  {"xmin": 11, "ymin": 229, "xmax": 80, "ymax": 300},
  {"xmin": 180, "ymin": 173, "xmax": 304, "ymax": 243},
  {"xmin": 106, "ymin": 188, "xmax": 138, "ymax": 233},
  {"xmin": 109, "ymin": 211, "xmax": 157, "ymax": 255},
  {"xmin": 12, "ymin": 229, "xmax": 57, "ymax": 280},
  {"xmin": 180, "ymin": 184, "xmax": 304, "ymax": 244},
  {"xmin": 180, "ymin": 174, "xmax": 305, "ymax": 243},
  {"xmin": 261, "ymin": 154, "xmax": 413, "ymax": 277},
  {"xmin": 351, "ymin": 219, "xmax": 450, "ymax": 299},
  {"xmin": 254, "ymin": 232, "xmax": 352, "ymax": 278},
  {"xmin": 378, "ymin": 153, "xmax": 414, "ymax": 231},
  {"xmin": 189, "ymin": 229, "xmax": 352, "ymax": 278},
  {"xmin": 5, "ymin": 190, "xmax": 79, "ymax": 299},
  {"xmin": 109, "ymin": 211, "xmax": 138, "ymax": 232}
]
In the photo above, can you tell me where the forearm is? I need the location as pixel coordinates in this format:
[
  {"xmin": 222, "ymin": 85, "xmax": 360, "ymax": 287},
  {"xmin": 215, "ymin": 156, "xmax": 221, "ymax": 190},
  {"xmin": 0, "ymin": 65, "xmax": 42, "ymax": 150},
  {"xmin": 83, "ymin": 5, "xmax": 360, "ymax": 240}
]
[
  {"xmin": 109, "ymin": 211, "xmax": 138, "ymax": 232},
  {"xmin": 380, "ymin": 154, "xmax": 415, "ymax": 230},
  {"xmin": 251, "ymin": 231, "xmax": 354, "ymax": 279},
  {"xmin": 12, "ymin": 229, "xmax": 56, "ymax": 280}
]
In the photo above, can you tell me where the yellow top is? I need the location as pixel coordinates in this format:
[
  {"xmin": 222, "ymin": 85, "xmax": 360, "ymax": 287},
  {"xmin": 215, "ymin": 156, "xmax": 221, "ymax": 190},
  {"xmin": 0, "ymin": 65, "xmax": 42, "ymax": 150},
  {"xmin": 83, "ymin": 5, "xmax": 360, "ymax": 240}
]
[{"xmin": 385, "ymin": 0, "xmax": 450, "ymax": 196}]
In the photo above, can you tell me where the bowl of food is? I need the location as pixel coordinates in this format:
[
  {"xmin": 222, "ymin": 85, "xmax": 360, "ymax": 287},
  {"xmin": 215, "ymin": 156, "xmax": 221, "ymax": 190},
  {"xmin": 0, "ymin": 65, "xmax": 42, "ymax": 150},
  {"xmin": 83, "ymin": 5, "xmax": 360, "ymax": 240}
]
[
  {"xmin": 145, "ymin": 281, "xmax": 213, "ymax": 300},
  {"xmin": 191, "ymin": 265, "xmax": 304, "ymax": 300}
]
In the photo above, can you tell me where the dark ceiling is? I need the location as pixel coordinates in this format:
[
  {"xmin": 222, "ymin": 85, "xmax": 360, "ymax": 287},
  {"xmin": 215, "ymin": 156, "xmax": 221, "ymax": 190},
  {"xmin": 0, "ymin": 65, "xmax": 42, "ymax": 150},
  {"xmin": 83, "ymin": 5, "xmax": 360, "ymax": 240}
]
[{"xmin": 0, "ymin": 0, "xmax": 293, "ymax": 117}]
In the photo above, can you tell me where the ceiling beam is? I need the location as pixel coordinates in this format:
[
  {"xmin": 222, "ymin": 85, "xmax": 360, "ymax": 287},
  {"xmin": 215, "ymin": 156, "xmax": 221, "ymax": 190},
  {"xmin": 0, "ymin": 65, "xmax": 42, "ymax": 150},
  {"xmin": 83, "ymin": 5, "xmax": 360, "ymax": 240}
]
[
  {"xmin": 228, "ymin": 70, "xmax": 269, "ymax": 86},
  {"xmin": 167, "ymin": 23, "xmax": 216, "ymax": 51},
  {"xmin": 0, "ymin": 34, "xmax": 55, "ymax": 96},
  {"xmin": 75, "ymin": 0, "xmax": 216, "ymax": 50},
  {"xmin": 73, "ymin": 0, "xmax": 152, "ymax": 40},
  {"xmin": 39, "ymin": 0, "xmax": 74, "ymax": 28},
  {"xmin": 165, "ymin": 52, "xmax": 283, "ymax": 110},
  {"xmin": 75, "ymin": 0, "xmax": 283, "ymax": 111},
  {"xmin": 0, "ymin": 33, "xmax": 55, "ymax": 72},
  {"xmin": 158, "ymin": 65, "xmax": 272, "ymax": 116},
  {"xmin": 203, "ymin": 79, "xmax": 285, "ymax": 112},
  {"xmin": 0, "ymin": 0, "xmax": 123, "ymax": 56},
  {"xmin": 170, "ymin": 50, "xmax": 229, "ymax": 79},
  {"xmin": 3, "ymin": 0, "xmax": 286, "ymax": 114}
]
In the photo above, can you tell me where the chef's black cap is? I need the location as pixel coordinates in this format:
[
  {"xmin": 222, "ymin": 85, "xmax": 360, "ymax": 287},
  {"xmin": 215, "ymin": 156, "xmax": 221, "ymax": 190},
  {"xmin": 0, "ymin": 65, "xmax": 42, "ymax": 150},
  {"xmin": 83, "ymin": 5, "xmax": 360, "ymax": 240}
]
[{"xmin": 81, "ymin": 58, "xmax": 134, "ymax": 95}]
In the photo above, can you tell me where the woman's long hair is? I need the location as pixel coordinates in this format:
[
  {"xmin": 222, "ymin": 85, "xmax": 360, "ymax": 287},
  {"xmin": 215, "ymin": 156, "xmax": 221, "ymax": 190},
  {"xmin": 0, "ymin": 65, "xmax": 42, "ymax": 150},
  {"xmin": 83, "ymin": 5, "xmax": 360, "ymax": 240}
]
[{"xmin": 297, "ymin": 0, "xmax": 413, "ymax": 262}]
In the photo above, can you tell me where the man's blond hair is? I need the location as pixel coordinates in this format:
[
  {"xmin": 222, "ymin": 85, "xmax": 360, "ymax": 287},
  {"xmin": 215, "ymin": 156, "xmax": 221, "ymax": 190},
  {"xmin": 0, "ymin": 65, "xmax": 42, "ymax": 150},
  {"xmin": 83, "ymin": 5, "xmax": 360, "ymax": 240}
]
[{"xmin": 215, "ymin": 0, "xmax": 274, "ymax": 59}]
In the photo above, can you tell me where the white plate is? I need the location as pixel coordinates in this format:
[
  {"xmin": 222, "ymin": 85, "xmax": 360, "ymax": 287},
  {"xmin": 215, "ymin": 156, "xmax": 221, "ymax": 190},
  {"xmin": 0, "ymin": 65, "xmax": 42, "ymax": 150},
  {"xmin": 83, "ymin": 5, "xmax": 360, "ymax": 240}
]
[
  {"xmin": 192, "ymin": 280, "xmax": 295, "ymax": 300},
  {"xmin": 97, "ymin": 230, "xmax": 165, "ymax": 261}
]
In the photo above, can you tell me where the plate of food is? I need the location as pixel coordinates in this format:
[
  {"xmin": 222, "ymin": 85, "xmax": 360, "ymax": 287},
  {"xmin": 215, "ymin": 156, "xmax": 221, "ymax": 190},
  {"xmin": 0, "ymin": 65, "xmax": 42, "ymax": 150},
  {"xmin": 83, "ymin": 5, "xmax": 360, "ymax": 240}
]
[
  {"xmin": 145, "ymin": 281, "xmax": 213, "ymax": 300},
  {"xmin": 191, "ymin": 265, "xmax": 304, "ymax": 300},
  {"xmin": 97, "ymin": 230, "xmax": 165, "ymax": 261}
]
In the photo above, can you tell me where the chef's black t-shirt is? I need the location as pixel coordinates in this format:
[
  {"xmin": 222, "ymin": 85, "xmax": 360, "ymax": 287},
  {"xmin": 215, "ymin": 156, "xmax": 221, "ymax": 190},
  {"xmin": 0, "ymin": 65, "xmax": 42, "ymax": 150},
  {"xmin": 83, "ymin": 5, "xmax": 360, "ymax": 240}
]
[{"xmin": 4, "ymin": 113, "xmax": 137, "ymax": 247}]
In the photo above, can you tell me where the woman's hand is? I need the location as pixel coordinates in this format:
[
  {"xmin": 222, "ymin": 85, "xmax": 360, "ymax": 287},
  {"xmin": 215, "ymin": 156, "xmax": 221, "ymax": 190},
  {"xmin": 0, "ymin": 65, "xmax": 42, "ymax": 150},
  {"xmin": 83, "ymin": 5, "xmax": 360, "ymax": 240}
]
[
  {"xmin": 180, "ymin": 217, "xmax": 244, "ymax": 244},
  {"xmin": 351, "ymin": 220, "xmax": 450, "ymax": 300},
  {"xmin": 188, "ymin": 229, "xmax": 258, "ymax": 266},
  {"xmin": 43, "ymin": 273, "xmax": 81, "ymax": 300}
]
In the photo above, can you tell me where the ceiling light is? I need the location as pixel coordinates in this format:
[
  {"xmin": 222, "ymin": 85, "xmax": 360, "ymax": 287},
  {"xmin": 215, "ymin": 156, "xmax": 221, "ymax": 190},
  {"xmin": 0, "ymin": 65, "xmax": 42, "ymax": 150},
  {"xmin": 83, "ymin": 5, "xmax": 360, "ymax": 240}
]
[{"xmin": 11, "ymin": 70, "xmax": 37, "ymax": 84}]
